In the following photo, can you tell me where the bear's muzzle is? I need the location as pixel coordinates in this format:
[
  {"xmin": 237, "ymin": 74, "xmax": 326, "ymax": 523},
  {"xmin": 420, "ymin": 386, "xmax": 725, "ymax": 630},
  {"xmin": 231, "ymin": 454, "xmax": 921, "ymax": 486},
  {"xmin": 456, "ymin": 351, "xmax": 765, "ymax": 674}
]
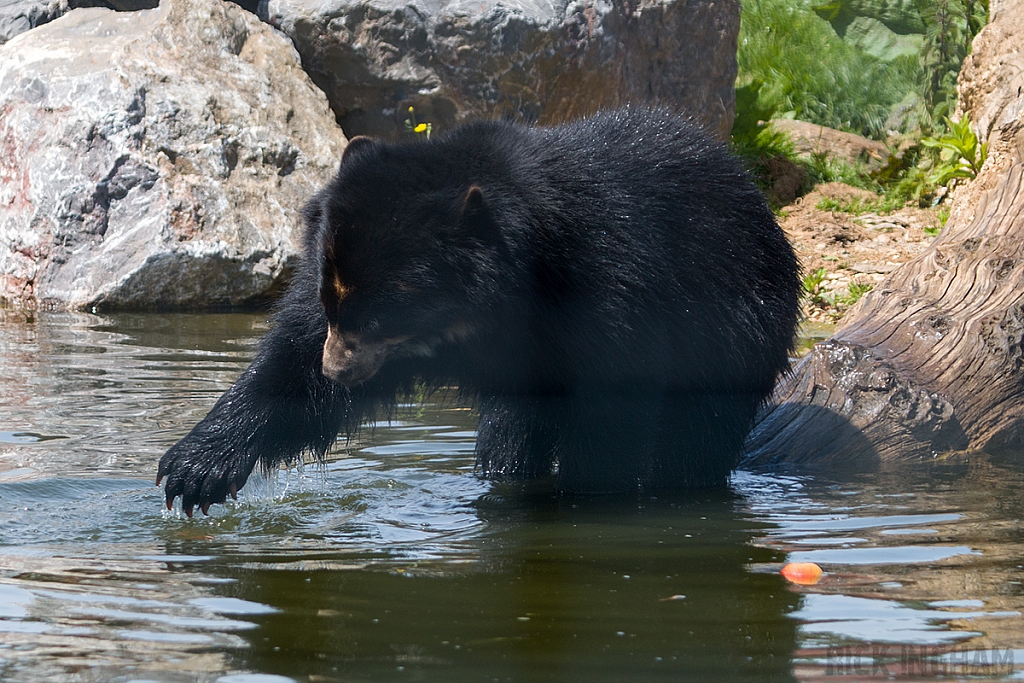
[{"xmin": 322, "ymin": 326, "xmax": 407, "ymax": 385}]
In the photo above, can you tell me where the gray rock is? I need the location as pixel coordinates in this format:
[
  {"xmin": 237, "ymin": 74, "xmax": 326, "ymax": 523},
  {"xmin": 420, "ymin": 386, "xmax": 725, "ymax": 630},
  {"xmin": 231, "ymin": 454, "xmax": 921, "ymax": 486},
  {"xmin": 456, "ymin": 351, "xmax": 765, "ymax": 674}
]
[
  {"xmin": 261, "ymin": 0, "xmax": 740, "ymax": 141},
  {"xmin": 0, "ymin": 0, "xmax": 165, "ymax": 47},
  {"xmin": 0, "ymin": 0, "xmax": 65, "ymax": 45},
  {"xmin": 0, "ymin": 0, "xmax": 348, "ymax": 311}
]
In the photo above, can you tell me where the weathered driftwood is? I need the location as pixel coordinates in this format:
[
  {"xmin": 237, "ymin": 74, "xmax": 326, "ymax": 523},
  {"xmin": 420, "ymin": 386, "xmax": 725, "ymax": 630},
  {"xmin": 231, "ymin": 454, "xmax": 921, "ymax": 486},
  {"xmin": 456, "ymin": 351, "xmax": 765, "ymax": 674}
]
[{"xmin": 744, "ymin": 0, "xmax": 1024, "ymax": 466}]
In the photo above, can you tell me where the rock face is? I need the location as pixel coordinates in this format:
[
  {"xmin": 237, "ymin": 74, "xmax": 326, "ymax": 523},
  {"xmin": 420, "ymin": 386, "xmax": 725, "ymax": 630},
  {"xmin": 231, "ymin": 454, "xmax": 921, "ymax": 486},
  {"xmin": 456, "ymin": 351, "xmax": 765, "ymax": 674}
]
[
  {"xmin": 0, "ymin": 1, "xmax": 161, "ymax": 47},
  {"xmin": 0, "ymin": 0, "xmax": 64, "ymax": 45},
  {"xmin": 745, "ymin": 0, "xmax": 1024, "ymax": 466},
  {"xmin": 0, "ymin": 0, "xmax": 347, "ymax": 310},
  {"xmin": 261, "ymin": 0, "xmax": 740, "ymax": 141}
]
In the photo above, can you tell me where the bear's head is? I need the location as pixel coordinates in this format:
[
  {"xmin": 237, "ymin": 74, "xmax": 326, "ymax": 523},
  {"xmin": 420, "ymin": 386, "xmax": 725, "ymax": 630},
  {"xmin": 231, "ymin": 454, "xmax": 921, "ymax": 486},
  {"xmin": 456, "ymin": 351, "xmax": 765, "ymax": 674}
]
[{"xmin": 308, "ymin": 136, "xmax": 506, "ymax": 386}]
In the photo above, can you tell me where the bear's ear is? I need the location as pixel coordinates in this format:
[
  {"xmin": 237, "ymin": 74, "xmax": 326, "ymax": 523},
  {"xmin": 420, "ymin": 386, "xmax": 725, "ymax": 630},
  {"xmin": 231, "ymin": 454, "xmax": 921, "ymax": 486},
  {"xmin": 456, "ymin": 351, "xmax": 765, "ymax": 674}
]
[
  {"xmin": 458, "ymin": 185, "xmax": 501, "ymax": 246},
  {"xmin": 461, "ymin": 185, "xmax": 486, "ymax": 219},
  {"xmin": 341, "ymin": 136, "xmax": 376, "ymax": 166}
]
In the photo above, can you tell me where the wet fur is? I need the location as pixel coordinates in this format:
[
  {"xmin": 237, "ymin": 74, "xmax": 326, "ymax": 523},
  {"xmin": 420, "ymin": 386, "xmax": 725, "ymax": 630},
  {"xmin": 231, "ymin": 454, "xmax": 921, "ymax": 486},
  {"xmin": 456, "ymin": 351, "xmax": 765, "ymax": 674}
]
[{"xmin": 158, "ymin": 108, "xmax": 801, "ymax": 515}]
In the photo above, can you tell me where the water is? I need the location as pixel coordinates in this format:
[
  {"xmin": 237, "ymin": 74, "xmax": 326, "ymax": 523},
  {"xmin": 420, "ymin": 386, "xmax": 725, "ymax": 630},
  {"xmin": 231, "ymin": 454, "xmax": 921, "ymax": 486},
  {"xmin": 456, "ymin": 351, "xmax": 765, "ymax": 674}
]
[{"xmin": 0, "ymin": 310, "xmax": 1022, "ymax": 682}]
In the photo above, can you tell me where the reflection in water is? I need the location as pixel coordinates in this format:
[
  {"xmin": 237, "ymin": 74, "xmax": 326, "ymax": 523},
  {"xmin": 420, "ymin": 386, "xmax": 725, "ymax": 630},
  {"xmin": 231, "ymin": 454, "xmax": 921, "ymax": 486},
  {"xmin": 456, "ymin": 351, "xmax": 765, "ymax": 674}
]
[
  {"xmin": 0, "ymin": 544, "xmax": 253, "ymax": 680},
  {"xmin": 738, "ymin": 467, "xmax": 1024, "ymax": 680},
  {"xmin": 0, "ymin": 311, "xmax": 1022, "ymax": 681},
  {"xmin": 205, "ymin": 492, "xmax": 798, "ymax": 683}
]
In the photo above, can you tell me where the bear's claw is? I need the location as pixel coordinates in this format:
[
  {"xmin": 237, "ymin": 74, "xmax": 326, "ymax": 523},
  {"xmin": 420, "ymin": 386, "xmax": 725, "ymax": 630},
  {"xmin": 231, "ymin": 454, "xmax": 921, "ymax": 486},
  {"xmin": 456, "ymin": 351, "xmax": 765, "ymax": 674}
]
[{"xmin": 157, "ymin": 434, "xmax": 256, "ymax": 517}]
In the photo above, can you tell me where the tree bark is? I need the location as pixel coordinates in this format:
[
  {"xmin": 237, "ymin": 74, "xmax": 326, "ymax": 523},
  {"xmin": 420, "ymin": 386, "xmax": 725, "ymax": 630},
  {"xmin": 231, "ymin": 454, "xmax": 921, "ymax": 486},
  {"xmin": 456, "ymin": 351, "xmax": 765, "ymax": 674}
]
[{"xmin": 744, "ymin": 0, "xmax": 1024, "ymax": 466}]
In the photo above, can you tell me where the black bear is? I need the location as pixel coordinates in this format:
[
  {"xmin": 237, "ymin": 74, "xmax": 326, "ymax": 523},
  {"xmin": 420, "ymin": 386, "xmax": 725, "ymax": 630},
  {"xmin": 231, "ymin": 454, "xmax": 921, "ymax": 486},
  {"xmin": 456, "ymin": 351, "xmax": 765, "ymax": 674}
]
[{"xmin": 157, "ymin": 108, "xmax": 801, "ymax": 516}]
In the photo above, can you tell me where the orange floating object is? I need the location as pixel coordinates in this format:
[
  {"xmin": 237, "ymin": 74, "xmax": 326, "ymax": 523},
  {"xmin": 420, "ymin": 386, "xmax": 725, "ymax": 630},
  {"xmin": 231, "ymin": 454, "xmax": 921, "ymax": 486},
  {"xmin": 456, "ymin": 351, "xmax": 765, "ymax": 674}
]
[{"xmin": 781, "ymin": 562, "xmax": 824, "ymax": 585}]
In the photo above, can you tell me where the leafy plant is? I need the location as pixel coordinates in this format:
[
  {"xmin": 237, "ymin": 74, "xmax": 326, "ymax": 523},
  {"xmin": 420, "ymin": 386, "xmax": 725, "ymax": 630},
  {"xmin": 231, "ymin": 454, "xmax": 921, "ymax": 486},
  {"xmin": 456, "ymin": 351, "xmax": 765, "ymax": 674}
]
[
  {"xmin": 732, "ymin": 82, "xmax": 775, "ymax": 148},
  {"xmin": 924, "ymin": 206, "xmax": 951, "ymax": 235},
  {"xmin": 803, "ymin": 267, "xmax": 827, "ymax": 292},
  {"xmin": 802, "ymin": 267, "xmax": 831, "ymax": 307},
  {"xmin": 842, "ymin": 282, "xmax": 873, "ymax": 306},
  {"xmin": 821, "ymin": 281, "xmax": 874, "ymax": 318},
  {"xmin": 867, "ymin": 146, "xmax": 945, "ymax": 209},
  {"xmin": 803, "ymin": 268, "xmax": 873, "ymax": 318},
  {"xmin": 921, "ymin": 115, "xmax": 987, "ymax": 185},
  {"xmin": 919, "ymin": 0, "xmax": 990, "ymax": 121},
  {"xmin": 882, "ymin": 165, "xmax": 939, "ymax": 208},
  {"xmin": 734, "ymin": 0, "xmax": 990, "ymax": 211},
  {"xmin": 404, "ymin": 107, "xmax": 432, "ymax": 140}
]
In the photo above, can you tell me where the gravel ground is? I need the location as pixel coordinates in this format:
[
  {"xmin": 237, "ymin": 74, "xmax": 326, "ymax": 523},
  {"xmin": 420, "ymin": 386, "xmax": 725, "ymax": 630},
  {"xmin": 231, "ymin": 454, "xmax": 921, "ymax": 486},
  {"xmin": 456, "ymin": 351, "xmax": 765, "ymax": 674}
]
[{"xmin": 781, "ymin": 182, "xmax": 944, "ymax": 323}]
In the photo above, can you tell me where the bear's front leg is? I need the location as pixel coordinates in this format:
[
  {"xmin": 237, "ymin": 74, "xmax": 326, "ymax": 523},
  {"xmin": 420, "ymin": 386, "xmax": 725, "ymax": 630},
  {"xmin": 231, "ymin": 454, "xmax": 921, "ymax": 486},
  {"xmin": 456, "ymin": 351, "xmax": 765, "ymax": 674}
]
[
  {"xmin": 553, "ymin": 387, "xmax": 662, "ymax": 494},
  {"xmin": 158, "ymin": 282, "xmax": 348, "ymax": 516},
  {"xmin": 475, "ymin": 395, "xmax": 562, "ymax": 482}
]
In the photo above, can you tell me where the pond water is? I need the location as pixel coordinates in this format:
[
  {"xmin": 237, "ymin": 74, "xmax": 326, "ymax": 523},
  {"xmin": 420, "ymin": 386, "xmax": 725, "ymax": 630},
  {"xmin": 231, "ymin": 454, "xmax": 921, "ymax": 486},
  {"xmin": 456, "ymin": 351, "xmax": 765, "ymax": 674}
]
[{"xmin": 1, "ymin": 310, "xmax": 1023, "ymax": 682}]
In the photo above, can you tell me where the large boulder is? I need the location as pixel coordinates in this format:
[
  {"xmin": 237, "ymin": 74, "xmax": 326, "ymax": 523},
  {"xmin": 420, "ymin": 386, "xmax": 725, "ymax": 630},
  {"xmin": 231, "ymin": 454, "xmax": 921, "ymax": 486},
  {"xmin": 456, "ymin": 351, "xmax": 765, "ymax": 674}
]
[
  {"xmin": 0, "ymin": 0, "xmax": 64, "ymax": 45},
  {"xmin": 0, "ymin": 1, "xmax": 161, "ymax": 47},
  {"xmin": 260, "ymin": 0, "xmax": 740, "ymax": 141},
  {"xmin": 0, "ymin": 0, "xmax": 347, "ymax": 310}
]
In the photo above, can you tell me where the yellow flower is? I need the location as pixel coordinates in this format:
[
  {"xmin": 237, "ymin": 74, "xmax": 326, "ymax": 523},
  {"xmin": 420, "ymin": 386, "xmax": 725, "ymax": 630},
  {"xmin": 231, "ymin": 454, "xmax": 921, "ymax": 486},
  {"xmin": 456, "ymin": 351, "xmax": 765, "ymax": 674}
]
[{"xmin": 414, "ymin": 123, "xmax": 428, "ymax": 133}]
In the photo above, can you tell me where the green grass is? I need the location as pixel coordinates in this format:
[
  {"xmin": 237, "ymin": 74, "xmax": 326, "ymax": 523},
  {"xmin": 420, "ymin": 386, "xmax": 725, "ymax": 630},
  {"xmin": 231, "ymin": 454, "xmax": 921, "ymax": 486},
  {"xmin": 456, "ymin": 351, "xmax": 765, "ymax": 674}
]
[
  {"xmin": 733, "ymin": 122, "xmax": 973, "ymax": 213},
  {"xmin": 815, "ymin": 194, "xmax": 906, "ymax": 215},
  {"xmin": 801, "ymin": 268, "xmax": 873, "ymax": 318},
  {"xmin": 732, "ymin": 0, "xmax": 988, "ymax": 211},
  {"xmin": 802, "ymin": 152, "xmax": 874, "ymax": 189},
  {"xmin": 737, "ymin": 0, "xmax": 919, "ymax": 138},
  {"xmin": 736, "ymin": 0, "xmax": 988, "ymax": 140}
]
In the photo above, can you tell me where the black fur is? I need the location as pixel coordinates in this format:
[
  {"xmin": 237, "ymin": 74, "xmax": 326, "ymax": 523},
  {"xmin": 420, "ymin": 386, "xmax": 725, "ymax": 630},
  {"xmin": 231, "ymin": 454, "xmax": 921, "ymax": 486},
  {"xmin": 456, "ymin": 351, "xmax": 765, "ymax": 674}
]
[{"xmin": 157, "ymin": 108, "xmax": 801, "ymax": 515}]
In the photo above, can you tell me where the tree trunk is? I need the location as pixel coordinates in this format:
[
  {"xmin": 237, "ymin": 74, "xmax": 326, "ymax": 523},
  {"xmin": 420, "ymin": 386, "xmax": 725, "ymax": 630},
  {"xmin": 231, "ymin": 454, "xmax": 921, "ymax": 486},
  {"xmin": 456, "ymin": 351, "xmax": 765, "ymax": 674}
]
[{"xmin": 744, "ymin": 0, "xmax": 1024, "ymax": 467}]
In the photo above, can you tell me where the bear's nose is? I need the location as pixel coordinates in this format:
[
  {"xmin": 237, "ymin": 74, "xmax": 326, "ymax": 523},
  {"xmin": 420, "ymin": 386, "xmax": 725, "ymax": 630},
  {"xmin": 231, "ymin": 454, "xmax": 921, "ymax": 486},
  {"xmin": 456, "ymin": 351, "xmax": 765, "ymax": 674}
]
[
  {"xmin": 321, "ymin": 326, "xmax": 399, "ymax": 385},
  {"xmin": 321, "ymin": 325, "xmax": 357, "ymax": 383}
]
